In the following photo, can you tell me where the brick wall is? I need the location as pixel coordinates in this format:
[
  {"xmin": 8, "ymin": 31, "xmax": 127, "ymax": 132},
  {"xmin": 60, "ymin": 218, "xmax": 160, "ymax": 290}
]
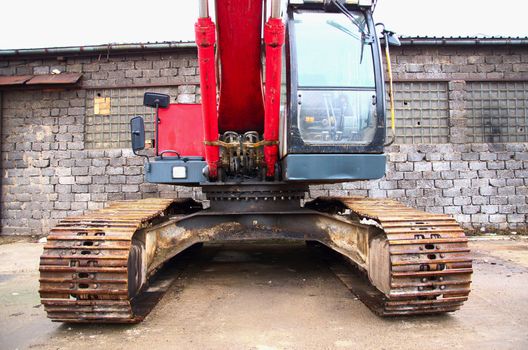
[{"xmin": 1, "ymin": 44, "xmax": 527, "ymax": 235}]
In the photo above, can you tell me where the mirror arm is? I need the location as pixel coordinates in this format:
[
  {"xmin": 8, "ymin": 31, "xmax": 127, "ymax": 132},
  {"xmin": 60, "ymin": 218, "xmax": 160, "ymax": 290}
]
[
  {"xmin": 133, "ymin": 149, "xmax": 151, "ymax": 172},
  {"xmin": 155, "ymin": 104, "xmax": 160, "ymax": 156}
]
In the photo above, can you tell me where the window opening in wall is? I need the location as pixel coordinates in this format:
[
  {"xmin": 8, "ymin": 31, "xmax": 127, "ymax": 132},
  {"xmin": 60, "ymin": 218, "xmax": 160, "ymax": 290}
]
[
  {"xmin": 85, "ymin": 87, "xmax": 178, "ymax": 149},
  {"xmin": 389, "ymin": 82, "xmax": 449, "ymax": 144},
  {"xmin": 466, "ymin": 81, "xmax": 528, "ymax": 143}
]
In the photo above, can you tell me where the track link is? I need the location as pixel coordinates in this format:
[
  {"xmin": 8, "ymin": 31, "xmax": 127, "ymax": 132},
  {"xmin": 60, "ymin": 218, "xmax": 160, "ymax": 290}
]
[
  {"xmin": 324, "ymin": 197, "xmax": 473, "ymax": 316},
  {"xmin": 39, "ymin": 198, "xmax": 187, "ymax": 323}
]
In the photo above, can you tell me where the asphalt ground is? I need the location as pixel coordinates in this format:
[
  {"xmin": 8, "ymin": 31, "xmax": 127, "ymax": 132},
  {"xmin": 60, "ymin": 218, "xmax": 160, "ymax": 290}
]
[{"xmin": 0, "ymin": 236, "xmax": 527, "ymax": 350}]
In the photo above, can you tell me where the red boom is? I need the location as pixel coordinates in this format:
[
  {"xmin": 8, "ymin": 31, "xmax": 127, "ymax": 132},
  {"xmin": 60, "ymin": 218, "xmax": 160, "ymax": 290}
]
[
  {"xmin": 195, "ymin": 1, "xmax": 285, "ymax": 180},
  {"xmin": 216, "ymin": 0, "xmax": 265, "ymax": 134}
]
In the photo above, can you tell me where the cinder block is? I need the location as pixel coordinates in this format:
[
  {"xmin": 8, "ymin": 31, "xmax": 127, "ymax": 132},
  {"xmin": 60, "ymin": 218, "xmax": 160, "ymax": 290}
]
[
  {"xmin": 407, "ymin": 152, "xmax": 425, "ymax": 162},
  {"xmin": 479, "ymin": 186, "xmax": 497, "ymax": 196},
  {"xmin": 508, "ymin": 195, "xmax": 526, "ymax": 205},
  {"xmin": 122, "ymin": 185, "xmax": 139, "ymax": 193},
  {"xmin": 395, "ymin": 163, "xmax": 413, "ymax": 172},
  {"xmin": 443, "ymin": 187, "xmax": 461, "ymax": 197},
  {"xmin": 489, "ymin": 214, "xmax": 506, "ymax": 223},
  {"xmin": 444, "ymin": 206, "xmax": 461, "ymax": 214},
  {"xmin": 507, "ymin": 214, "xmax": 526, "ymax": 223},
  {"xmin": 58, "ymin": 176, "xmax": 75, "ymax": 185},
  {"xmin": 414, "ymin": 162, "xmax": 432, "ymax": 172},
  {"xmin": 435, "ymin": 180, "xmax": 453, "ymax": 189},
  {"xmin": 432, "ymin": 162, "xmax": 450, "ymax": 171}
]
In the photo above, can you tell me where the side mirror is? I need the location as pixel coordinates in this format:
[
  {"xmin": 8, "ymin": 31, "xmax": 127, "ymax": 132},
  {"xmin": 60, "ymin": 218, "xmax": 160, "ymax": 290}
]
[
  {"xmin": 143, "ymin": 92, "xmax": 170, "ymax": 108},
  {"xmin": 376, "ymin": 23, "xmax": 401, "ymax": 47},
  {"xmin": 386, "ymin": 32, "xmax": 401, "ymax": 46},
  {"xmin": 130, "ymin": 116, "xmax": 146, "ymax": 153}
]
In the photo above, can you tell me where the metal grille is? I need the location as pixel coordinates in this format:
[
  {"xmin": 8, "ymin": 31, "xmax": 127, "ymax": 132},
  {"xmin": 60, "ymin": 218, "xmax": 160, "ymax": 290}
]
[
  {"xmin": 466, "ymin": 81, "xmax": 528, "ymax": 143},
  {"xmin": 85, "ymin": 88, "xmax": 178, "ymax": 149},
  {"xmin": 389, "ymin": 82, "xmax": 450, "ymax": 144}
]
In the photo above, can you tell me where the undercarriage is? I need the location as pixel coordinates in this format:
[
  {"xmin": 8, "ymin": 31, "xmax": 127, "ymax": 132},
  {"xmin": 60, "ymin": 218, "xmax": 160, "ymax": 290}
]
[{"xmin": 39, "ymin": 186, "xmax": 472, "ymax": 322}]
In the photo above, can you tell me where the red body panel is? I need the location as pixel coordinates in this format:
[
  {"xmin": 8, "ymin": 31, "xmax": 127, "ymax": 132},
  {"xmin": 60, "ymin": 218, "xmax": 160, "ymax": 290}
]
[
  {"xmin": 216, "ymin": 0, "xmax": 265, "ymax": 133},
  {"xmin": 157, "ymin": 104, "xmax": 205, "ymax": 158}
]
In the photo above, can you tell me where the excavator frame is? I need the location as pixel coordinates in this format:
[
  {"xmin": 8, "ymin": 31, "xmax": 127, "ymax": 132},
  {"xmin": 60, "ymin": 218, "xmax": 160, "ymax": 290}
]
[
  {"xmin": 39, "ymin": 0, "xmax": 472, "ymax": 323},
  {"xmin": 41, "ymin": 185, "xmax": 471, "ymax": 322}
]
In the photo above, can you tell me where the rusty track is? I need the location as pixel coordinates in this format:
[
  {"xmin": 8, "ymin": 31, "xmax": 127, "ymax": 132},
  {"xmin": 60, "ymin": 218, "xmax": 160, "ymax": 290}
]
[
  {"xmin": 328, "ymin": 197, "xmax": 473, "ymax": 316},
  {"xmin": 39, "ymin": 198, "xmax": 185, "ymax": 323},
  {"xmin": 40, "ymin": 194, "xmax": 472, "ymax": 322}
]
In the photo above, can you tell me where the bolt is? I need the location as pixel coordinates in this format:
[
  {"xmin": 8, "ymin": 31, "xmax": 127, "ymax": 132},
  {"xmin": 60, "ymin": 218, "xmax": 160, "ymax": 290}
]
[
  {"xmin": 440, "ymin": 285, "xmax": 446, "ymax": 290},
  {"xmin": 418, "ymin": 286, "xmax": 424, "ymax": 291},
  {"xmin": 421, "ymin": 278, "xmax": 427, "ymax": 283}
]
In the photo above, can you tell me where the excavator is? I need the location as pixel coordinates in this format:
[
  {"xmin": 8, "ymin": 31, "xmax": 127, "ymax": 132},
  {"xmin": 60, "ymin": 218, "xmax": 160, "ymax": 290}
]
[{"xmin": 39, "ymin": 0, "xmax": 472, "ymax": 322}]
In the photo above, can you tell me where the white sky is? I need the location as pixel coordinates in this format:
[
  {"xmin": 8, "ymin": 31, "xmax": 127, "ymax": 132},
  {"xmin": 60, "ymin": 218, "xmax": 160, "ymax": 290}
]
[{"xmin": 0, "ymin": 0, "xmax": 527, "ymax": 50}]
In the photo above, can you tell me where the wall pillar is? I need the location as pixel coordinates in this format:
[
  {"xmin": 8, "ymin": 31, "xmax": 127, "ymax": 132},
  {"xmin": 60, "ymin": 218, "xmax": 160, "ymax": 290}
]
[{"xmin": 448, "ymin": 80, "xmax": 467, "ymax": 144}]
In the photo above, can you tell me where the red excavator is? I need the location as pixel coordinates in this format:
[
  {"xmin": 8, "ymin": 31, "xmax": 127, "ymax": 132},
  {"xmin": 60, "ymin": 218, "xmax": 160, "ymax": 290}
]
[{"xmin": 39, "ymin": 0, "xmax": 472, "ymax": 322}]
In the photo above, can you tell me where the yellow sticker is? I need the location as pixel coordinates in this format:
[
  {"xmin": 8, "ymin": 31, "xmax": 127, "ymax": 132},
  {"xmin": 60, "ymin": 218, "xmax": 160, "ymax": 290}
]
[{"xmin": 94, "ymin": 97, "xmax": 111, "ymax": 115}]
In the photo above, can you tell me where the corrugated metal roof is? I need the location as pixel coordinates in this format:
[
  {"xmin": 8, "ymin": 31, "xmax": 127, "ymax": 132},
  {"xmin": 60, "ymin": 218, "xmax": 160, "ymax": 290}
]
[
  {"xmin": 0, "ymin": 75, "xmax": 33, "ymax": 86},
  {"xmin": 0, "ymin": 41, "xmax": 196, "ymax": 58},
  {"xmin": 26, "ymin": 73, "xmax": 82, "ymax": 85},
  {"xmin": 0, "ymin": 73, "xmax": 82, "ymax": 87}
]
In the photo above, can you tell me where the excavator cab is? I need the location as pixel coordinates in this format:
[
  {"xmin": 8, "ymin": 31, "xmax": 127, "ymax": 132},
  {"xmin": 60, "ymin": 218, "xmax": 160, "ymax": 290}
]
[
  {"xmin": 131, "ymin": 0, "xmax": 390, "ymax": 184},
  {"xmin": 282, "ymin": 2, "xmax": 386, "ymax": 181}
]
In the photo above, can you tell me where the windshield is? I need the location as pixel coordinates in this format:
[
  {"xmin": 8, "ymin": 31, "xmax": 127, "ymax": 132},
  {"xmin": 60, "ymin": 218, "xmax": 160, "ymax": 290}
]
[
  {"xmin": 294, "ymin": 11, "xmax": 375, "ymax": 88},
  {"xmin": 292, "ymin": 11, "xmax": 377, "ymax": 145}
]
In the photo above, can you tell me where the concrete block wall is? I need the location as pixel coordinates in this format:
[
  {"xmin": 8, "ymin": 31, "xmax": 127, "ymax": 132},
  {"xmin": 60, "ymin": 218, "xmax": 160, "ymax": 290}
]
[
  {"xmin": 389, "ymin": 45, "xmax": 528, "ymax": 81},
  {"xmin": 309, "ymin": 143, "xmax": 528, "ymax": 233},
  {"xmin": 1, "ymin": 44, "xmax": 528, "ymax": 235},
  {"xmin": 1, "ymin": 51, "xmax": 203, "ymax": 235}
]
